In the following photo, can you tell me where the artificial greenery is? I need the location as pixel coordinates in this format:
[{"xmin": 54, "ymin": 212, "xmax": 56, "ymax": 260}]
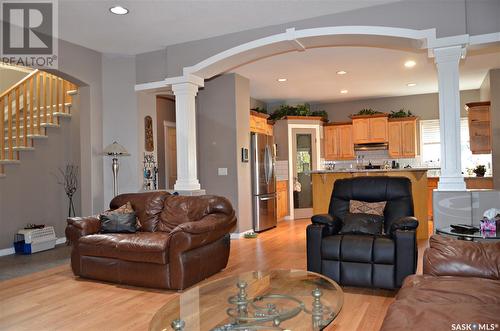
[
  {"xmin": 353, "ymin": 108, "xmax": 384, "ymax": 116},
  {"xmin": 388, "ymin": 108, "xmax": 413, "ymax": 118},
  {"xmin": 251, "ymin": 107, "xmax": 267, "ymax": 114},
  {"xmin": 268, "ymin": 103, "xmax": 328, "ymax": 121},
  {"xmin": 473, "ymin": 165, "xmax": 486, "ymax": 177}
]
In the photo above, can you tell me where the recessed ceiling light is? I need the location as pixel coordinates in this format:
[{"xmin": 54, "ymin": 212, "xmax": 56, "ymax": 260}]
[
  {"xmin": 277, "ymin": 78, "xmax": 287, "ymax": 82},
  {"xmin": 340, "ymin": 89, "xmax": 348, "ymax": 94},
  {"xmin": 404, "ymin": 60, "xmax": 416, "ymax": 68},
  {"xmin": 407, "ymin": 83, "xmax": 417, "ymax": 87},
  {"xmin": 336, "ymin": 70, "xmax": 347, "ymax": 75},
  {"xmin": 109, "ymin": 6, "xmax": 129, "ymax": 15}
]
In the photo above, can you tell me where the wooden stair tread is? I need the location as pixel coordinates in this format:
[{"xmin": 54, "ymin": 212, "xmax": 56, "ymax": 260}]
[{"xmin": 0, "ymin": 159, "xmax": 20, "ymax": 164}]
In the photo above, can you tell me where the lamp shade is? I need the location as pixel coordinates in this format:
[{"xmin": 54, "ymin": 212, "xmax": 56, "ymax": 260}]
[{"xmin": 103, "ymin": 141, "xmax": 130, "ymax": 156}]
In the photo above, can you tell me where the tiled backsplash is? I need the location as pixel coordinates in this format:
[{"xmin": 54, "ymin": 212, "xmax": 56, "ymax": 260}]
[
  {"xmin": 275, "ymin": 160, "xmax": 289, "ymax": 181},
  {"xmin": 322, "ymin": 150, "xmax": 426, "ymax": 170}
]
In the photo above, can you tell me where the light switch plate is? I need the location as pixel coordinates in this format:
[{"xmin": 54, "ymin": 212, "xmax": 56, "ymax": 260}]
[{"xmin": 218, "ymin": 168, "xmax": 228, "ymax": 176}]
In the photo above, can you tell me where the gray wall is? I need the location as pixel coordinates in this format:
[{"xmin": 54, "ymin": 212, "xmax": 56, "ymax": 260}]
[
  {"xmin": 488, "ymin": 69, "xmax": 500, "ymax": 189},
  {"xmin": 250, "ymin": 97, "xmax": 266, "ymax": 110},
  {"xmin": 145, "ymin": 0, "xmax": 500, "ymax": 80},
  {"xmin": 101, "ymin": 55, "xmax": 140, "ymax": 206},
  {"xmin": 197, "ymin": 74, "xmax": 252, "ymax": 233},
  {"xmin": 311, "ymin": 90, "xmax": 480, "ymax": 122},
  {"xmin": 0, "ymin": 67, "xmax": 28, "ymax": 94},
  {"xmin": 156, "ymin": 97, "xmax": 176, "ymax": 190},
  {"xmin": 0, "ymin": 92, "xmax": 81, "ymax": 250}
]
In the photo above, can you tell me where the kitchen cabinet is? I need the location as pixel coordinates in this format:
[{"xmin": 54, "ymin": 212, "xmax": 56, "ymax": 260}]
[
  {"xmin": 465, "ymin": 102, "xmax": 491, "ymax": 154},
  {"xmin": 250, "ymin": 110, "xmax": 273, "ymax": 135},
  {"xmin": 324, "ymin": 123, "xmax": 355, "ymax": 160},
  {"xmin": 276, "ymin": 180, "xmax": 288, "ymax": 219},
  {"xmin": 388, "ymin": 117, "xmax": 417, "ymax": 158},
  {"xmin": 352, "ymin": 114, "xmax": 388, "ymax": 144}
]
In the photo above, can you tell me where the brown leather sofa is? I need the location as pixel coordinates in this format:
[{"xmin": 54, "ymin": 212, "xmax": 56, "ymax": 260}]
[
  {"xmin": 65, "ymin": 192, "xmax": 237, "ymax": 290},
  {"xmin": 381, "ymin": 235, "xmax": 500, "ymax": 330}
]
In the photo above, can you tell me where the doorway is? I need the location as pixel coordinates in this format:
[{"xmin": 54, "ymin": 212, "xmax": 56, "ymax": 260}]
[
  {"xmin": 164, "ymin": 122, "xmax": 177, "ymax": 189},
  {"xmin": 291, "ymin": 128, "xmax": 317, "ymax": 219}
]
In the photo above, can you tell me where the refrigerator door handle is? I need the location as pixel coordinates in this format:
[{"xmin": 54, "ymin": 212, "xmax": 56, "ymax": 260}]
[
  {"xmin": 259, "ymin": 196, "xmax": 274, "ymax": 201},
  {"xmin": 264, "ymin": 145, "xmax": 270, "ymax": 185}
]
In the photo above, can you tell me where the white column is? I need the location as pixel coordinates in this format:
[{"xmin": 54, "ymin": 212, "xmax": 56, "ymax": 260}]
[
  {"xmin": 434, "ymin": 45, "xmax": 466, "ymax": 191},
  {"xmin": 171, "ymin": 81, "xmax": 201, "ymax": 191}
]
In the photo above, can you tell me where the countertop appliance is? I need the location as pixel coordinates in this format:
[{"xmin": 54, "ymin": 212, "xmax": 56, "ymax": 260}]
[{"xmin": 251, "ymin": 133, "xmax": 277, "ymax": 232}]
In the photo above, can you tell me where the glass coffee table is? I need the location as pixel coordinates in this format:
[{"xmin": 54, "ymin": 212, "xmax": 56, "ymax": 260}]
[
  {"xmin": 150, "ymin": 269, "xmax": 343, "ymax": 331},
  {"xmin": 436, "ymin": 226, "xmax": 500, "ymax": 241}
]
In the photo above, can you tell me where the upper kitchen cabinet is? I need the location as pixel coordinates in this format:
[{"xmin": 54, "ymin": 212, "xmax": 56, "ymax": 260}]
[
  {"xmin": 465, "ymin": 102, "xmax": 491, "ymax": 154},
  {"xmin": 250, "ymin": 110, "xmax": 273, "ymax": 135},
  {"xmin": 388, "ymin": 117, "xmax": 418, "ymax": 158},
  {"xmin": 352, "ymin": 114, "xmax": 388, "ymax": 144},
  {"xmin": 324, "ymin": 123, "xmax": 355, "ymax": 160}
]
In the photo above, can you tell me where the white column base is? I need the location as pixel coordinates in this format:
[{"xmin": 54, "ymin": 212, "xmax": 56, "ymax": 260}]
[
  {"xmin": 168, "ymin": 188, "xmax": 206, "ymax": 196},
  {"xmin": 437, "ymin": 176, "xmax": 467, "ymax": 191}
]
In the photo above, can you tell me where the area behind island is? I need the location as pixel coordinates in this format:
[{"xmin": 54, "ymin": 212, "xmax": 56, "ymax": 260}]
[{"xmin": 312, "ymin": 169, "xmax": 429, "ymax": 239}]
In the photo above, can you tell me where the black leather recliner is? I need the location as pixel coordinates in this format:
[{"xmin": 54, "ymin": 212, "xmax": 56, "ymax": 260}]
[{"xmin": 307, "ymin": 176, "xmax": 419, "ymax": 289}]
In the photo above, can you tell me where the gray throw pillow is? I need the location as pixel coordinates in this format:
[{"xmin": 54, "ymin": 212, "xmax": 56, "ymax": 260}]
[
  {"xmin": 340, "ymin": 212, "xmax": 384, "ymax": 235},
  {"xmin": 100, "ymin": 212, "xmax": 137, "ymax": 233}
]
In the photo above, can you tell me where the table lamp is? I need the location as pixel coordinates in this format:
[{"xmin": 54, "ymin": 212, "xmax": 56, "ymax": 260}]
[{"xmin": 103, "ymin": 141, "xmax": 130, "ymax": 197}]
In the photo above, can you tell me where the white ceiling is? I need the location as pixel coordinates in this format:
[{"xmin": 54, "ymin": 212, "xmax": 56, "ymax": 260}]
[
  {"xmin": 58, "ymin": 0, "xmax": 398, "ymax": 55},
  {"xmin": 230, "ymin": 46, "xmax": 500, "ymax": 103}
]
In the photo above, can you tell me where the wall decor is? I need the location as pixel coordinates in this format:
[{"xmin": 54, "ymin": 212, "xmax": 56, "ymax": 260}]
[
  {"xmin": 145, "ymin": 116, "xmax": 154, "ymax": 152},
  {"xmin": 143, "ymin": 152, "xmax": 158, "ymax": 190},
  {"xmin": 55, "ymin": 164, "xmax": 78, "ymax": 217}
]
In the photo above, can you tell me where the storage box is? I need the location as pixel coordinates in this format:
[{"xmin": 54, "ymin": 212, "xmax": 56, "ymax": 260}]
[{"xmin": 14, "ymin": 226, "xmax": 56, "ymax": 254}]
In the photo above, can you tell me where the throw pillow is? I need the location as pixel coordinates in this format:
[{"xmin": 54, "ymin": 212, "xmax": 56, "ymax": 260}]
[
  {"xmin": 340, "ymin": 212, "xmax": 384, "ymax": 235},
  {"xmin": 101, "ymin": 202, "xmax": 142, "ymax": 229},
  {"xmin": 100, "ymin": 212, "xmax": 137, "ymax": 233},
  {"xmin": 349, "ymin": 200, "xmax": 386, "ymax": 216}
]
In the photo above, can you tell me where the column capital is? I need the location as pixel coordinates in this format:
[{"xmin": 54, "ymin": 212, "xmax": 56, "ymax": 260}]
[
  {"xmin": 171, "ymin": 82, "xmax": 200, "ymax": 96},
  {"xmin": 432, "ymin": 45, "xmax": 466, "ymax": 64}
]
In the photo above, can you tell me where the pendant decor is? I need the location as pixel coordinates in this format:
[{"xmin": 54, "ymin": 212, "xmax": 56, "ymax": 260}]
[
  {"xmin": 145, "ymin": 115, "xmax": 154, "ymax": 152},
  {"xmin": 143, "ymin": 152, "xmax": 158, "ymax": 191}
]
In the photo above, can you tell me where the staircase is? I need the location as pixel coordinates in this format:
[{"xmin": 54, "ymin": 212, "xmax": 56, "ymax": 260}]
[{"xmin": 0, "ymin": 69, "xmax": 78, "ymax": 177}]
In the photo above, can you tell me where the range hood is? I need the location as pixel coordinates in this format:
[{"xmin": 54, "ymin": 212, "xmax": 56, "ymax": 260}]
[{"xmin": 354, "ymin": 142, "xmax": 388, "ymax": 151}]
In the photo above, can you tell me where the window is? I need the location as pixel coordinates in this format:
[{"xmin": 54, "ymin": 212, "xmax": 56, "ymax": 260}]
[{"xmin": 420, "ymin": 119, "xmax": 492, "ymax": 175}]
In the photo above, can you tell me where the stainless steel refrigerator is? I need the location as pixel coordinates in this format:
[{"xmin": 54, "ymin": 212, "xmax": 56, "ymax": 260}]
[{"xmin": 251, "ymin": 133, "xmax": 277, "ymax": 232}]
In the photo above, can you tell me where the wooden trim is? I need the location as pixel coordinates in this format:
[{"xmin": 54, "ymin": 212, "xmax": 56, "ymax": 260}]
[
  {"xmin": 0, "ymin": 97, "xmax": 4, "ymax": 159},
  {"xmin": 465, "ymin": 101, "xmax": 490, "ymax": 109},
  {"xmin": 324, "ymin": 121, "xmax": 352, "ymax": 126},
  {"xmin": 350, "ymin": 113, "xmax": 388, "ymax": 119},
  {"xmin": 387, "ymin": 116, "xmax": 418, "ymax": 122},
  {"xmin": 7, "ymin": 93, "xmax": 13, "ymax": 159},
  {"xmin": 0, "ymin": 69, "xmax": 39, "ymax": 100},
  {"xmin": 23, "ymin": 83, "xmax": 28, "ymax": 146},
  {"xmin": 283, "ymin": 115, "xmax": 327, "ymax": 122},
  {"xmin": 15, "ymin": 87, "xmax": 20, "ymax": 147},
  {"xmin": 250, "ymin": 110, "xmax": 270, "ymax": 119},
  {"xmin": 157, "ymin": 95, "xmax": 175, "ymax": 102},
  {"xmin": 56, "ymin": 77, "xmax": 61, "ymax": 114},
  {"xmin": 43, "ymin": 72, "xmax": 48, "ymax": 124},
  {"xmin": 36, "ymin": 73, "xmax": 41, "ymax": 132},
  {"xmin": 29, "ymin": 77, "xmax": 34, "ymax": 136}
]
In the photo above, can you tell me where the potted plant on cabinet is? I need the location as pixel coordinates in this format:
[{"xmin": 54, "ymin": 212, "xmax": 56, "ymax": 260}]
[{"xmin": 473, "ymin": 165, "xmax": 487, "ymax": 177}]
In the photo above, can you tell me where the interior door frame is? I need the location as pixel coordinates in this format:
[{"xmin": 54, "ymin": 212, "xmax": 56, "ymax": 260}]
[
  {"xmin": 287, "ymin": 124, "xmax": 321, "ymax": 220},
  {"xmin": 163, "ymin": 120, "xmax": 177, "ymax": 189}
]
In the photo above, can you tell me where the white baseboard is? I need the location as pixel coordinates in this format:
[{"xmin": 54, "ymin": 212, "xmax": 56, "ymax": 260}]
[
  {"xmin": 0, "ymin": 247, "xmax": 15, "ymax": 257},
  {"xmin": 0, "ymin": 236, "xmax": 67, "ymax": 257},
  {"xmin": 230, "ymin": 230, "xmax": 254, "ymax": 239}
]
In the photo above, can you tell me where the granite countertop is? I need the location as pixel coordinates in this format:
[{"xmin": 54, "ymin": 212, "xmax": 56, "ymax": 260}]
[{"xmin": 311, "ymin": 167, "xmax": 438, "ymax": 174}]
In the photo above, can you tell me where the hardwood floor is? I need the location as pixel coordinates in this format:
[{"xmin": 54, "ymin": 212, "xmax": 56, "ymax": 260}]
[{"xmin": 0, "ymin": 219, "xmax": 427, "ymax": 331}]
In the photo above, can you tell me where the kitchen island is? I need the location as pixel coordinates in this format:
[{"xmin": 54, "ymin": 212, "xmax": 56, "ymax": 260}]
[{"xmin": 311, "ymin": 168, "xmax": 431, "ymax": 239}]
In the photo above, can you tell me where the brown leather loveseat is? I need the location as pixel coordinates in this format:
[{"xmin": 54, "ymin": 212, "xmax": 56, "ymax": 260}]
[
  {"xmin": 65, "ymin": 192, "xmax": 236, "ymax": 290},
  {"xmin": 381, "ymin": 235, "xmax": 500, "ymax": 330}
]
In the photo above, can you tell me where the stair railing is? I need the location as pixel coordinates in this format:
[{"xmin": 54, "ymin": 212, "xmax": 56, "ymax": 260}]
[{"xmin": 1, "ymin": 70, "xmax": 77, "ymax": 161}]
